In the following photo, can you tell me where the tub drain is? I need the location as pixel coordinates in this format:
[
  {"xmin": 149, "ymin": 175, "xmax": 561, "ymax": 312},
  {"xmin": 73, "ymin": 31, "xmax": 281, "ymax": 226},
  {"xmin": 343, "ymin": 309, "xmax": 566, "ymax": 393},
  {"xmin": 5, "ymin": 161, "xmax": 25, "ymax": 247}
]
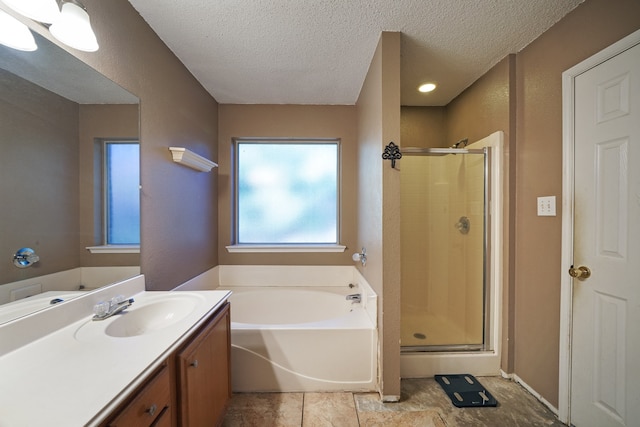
[{"xmin": 413, "ymin": 333, "xmax": 427, "ymax": 340}]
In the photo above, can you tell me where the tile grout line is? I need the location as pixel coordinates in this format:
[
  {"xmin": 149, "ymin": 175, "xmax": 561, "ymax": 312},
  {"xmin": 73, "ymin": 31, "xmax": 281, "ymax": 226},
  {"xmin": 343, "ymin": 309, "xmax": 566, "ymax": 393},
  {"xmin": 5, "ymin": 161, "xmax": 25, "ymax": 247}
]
[{"xmin": 352, "ymin": 392, "xmax": 362, "ymax": 426}]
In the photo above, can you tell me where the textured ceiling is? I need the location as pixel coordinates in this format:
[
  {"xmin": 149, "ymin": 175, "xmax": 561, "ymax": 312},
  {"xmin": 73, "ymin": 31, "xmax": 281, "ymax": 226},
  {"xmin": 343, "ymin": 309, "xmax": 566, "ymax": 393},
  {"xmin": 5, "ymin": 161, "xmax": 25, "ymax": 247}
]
[{"xmin": 127, "ymin": 0, "xmax": 584, "ymax": 106}]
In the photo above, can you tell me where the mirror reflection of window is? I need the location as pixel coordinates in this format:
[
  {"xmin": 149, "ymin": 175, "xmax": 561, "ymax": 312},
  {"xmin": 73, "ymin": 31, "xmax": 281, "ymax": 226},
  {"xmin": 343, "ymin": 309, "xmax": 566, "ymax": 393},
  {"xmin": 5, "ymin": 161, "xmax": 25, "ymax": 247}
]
[{"xmin": 104, "ymin": 141, "xmax": 140, "ymax": 245}]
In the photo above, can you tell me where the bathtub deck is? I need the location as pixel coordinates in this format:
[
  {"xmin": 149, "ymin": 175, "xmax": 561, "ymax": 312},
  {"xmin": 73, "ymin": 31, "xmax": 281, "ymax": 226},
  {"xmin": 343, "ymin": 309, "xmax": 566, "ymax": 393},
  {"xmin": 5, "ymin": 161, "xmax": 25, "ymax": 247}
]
[{"xmin": 222, "ymin": 376, "xmax": 565, "ymax": 426}]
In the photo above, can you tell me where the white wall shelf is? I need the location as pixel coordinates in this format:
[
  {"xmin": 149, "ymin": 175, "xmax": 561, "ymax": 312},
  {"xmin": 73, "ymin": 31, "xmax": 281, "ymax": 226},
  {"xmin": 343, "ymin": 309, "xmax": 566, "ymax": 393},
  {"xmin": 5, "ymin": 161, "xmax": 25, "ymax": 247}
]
[{"xmin": 169, "ymin": 147, "xmax": 218, "ymax": 172}]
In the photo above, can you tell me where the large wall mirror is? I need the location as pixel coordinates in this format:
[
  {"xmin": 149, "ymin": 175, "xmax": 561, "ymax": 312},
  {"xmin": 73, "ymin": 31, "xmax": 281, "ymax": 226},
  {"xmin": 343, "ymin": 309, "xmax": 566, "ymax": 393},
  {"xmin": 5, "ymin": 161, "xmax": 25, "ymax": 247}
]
[{"xmin": 0, "ymin": 31, "xmax": 140, "ymax": 324}]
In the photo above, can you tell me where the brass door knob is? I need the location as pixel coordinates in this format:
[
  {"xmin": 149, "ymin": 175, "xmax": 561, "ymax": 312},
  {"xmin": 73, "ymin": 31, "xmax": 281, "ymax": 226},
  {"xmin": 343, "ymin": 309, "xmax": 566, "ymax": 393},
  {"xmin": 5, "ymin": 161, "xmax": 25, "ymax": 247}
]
[{"xmin": 569, "ymin": 265, "xmax": 591, "ymax": 280}]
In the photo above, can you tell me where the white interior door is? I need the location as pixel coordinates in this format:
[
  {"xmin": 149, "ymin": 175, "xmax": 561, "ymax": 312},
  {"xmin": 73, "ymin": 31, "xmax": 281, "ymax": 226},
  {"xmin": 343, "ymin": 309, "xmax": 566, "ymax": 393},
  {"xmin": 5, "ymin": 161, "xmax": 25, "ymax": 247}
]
[{"xmin": 570, "ymin": 42, "xmax": 640, "ymax": 427}]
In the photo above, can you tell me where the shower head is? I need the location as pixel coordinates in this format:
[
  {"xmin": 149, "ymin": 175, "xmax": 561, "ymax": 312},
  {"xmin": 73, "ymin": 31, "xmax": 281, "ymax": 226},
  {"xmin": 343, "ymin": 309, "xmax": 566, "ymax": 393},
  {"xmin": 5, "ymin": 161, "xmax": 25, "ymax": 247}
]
[{"xmin": 451, "ymin": 138, "xmax": 468, "ymax": 149}]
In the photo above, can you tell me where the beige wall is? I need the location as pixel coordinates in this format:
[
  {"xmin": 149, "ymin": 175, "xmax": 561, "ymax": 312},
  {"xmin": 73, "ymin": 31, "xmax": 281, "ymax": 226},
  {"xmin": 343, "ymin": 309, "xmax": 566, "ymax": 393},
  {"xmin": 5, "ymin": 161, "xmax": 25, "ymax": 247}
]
[
  {"xmin": 0, "ymin": 69, "xmax": 80, "ymax": 285},
  {"xmin": 513, "ymin": 0, "xmax": 640, "ymax": 407},
  {"xmin": 56, "ymin": 0, "xmax": 220, "ymax": 290},
  {"xmin": 446, "ymin": 56, "xmax": 515, "ymax": 147},
  {"xmin": 79, "ymin": 104, "xmax": 140, "ymax": 267},
  {"xmin": 217, "ymin": 104, "xmax": 358, "ymax": 265},
  {"xmin": 357, "ymin": 32, "xmax": 402, "ymax": 399},
  {"xmin": 400, "ymin": 106, "xmax": 446, "ymax": 148}
]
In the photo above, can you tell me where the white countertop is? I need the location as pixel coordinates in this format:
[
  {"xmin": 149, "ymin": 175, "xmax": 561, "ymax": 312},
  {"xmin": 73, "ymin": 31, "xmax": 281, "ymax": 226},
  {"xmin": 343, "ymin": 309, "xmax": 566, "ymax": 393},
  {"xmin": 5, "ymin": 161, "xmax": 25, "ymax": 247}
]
[{"xmin": 0, "ymin": 276, "xmax": 230, "ymax": 427}]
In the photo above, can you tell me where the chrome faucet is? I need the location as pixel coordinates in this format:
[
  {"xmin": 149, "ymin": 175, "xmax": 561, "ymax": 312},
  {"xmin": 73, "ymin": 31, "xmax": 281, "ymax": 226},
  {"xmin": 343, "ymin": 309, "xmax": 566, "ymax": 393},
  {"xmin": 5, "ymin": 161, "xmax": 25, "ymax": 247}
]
[
  {"xmin": 92, "ymin": 295, "xmax": 134, "ymax": 321},
  {"xmin": 346, "ymin": 293, "xmax": 362, "ymax": 303}
]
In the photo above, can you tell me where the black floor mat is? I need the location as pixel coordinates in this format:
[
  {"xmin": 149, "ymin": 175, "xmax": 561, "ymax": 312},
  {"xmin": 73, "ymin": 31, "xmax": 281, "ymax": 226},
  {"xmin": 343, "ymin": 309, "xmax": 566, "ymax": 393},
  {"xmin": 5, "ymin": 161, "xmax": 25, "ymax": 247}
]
[{"xmin": 434, "ymin": 374, "xmax": 498, "ymax": 408}]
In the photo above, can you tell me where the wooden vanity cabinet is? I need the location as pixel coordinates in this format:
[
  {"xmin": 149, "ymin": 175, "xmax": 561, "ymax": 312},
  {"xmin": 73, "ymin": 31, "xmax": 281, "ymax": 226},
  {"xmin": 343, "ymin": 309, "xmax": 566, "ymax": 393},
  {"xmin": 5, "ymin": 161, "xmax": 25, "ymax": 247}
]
[
  {"xmin": 101, "ymin": 301, "xmax": 231, "ymax": 427},
  {"xmin": 176, "ymin": 302, "xmax": 231, "ymax": 426}
]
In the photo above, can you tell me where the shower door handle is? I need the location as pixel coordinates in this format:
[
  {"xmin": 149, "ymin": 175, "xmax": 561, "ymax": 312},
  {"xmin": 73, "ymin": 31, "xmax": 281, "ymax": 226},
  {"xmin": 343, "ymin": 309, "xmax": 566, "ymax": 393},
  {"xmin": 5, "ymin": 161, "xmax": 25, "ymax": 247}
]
[{"xmin": 569, "ymin": 265, "xmax": 591, "ymax": 280}]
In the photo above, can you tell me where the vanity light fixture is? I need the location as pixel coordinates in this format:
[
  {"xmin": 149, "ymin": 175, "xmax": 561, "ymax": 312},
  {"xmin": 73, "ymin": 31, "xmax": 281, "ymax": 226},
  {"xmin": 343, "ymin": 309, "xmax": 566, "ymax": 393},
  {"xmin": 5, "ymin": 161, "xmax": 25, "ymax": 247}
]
[
  {"xmin": 1, "ymin": 0, "xmax": 99, "ymax": 52},
  {"xmin": 169, "ymin": 147, "xmax": 218, "ymax": 172},
  {"xmin": 0, "ymin": 9, "xmax": 37, "ymax": 51},
  {"xmin": 418, "ymin": 83, "xmax": 436, "ymax": 93},
  {"xmin": 49, "ymin": 0, "xmax": 98, "ymax": 52},
  {"xmin": 0, "ymin": 0, "xmax": 60, "ymax": 24}
]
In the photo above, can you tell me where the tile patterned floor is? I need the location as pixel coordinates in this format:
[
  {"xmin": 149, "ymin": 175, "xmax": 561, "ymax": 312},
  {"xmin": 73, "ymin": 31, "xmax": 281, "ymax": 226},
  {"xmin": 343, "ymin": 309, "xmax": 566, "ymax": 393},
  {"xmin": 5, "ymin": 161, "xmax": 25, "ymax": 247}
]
[{"xmin": 222, "ymin": 376, "xmax": 566, "ymax": 426}]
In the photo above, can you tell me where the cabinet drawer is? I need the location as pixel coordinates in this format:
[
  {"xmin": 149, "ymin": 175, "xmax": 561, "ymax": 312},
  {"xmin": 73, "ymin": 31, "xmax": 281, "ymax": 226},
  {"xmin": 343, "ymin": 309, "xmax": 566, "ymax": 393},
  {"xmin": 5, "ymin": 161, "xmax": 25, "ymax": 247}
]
[{"xmin": 108, "ymin": 365, "xmax": 172, "ymax": 427}]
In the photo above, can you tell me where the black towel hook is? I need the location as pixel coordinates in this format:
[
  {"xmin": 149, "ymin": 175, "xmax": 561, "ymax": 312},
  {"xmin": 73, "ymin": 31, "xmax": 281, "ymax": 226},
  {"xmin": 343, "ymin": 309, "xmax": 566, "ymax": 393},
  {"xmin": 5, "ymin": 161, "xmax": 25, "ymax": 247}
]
[{"xmin": 382, "ymin": 142, "xmax": 402, "ymax": 168}]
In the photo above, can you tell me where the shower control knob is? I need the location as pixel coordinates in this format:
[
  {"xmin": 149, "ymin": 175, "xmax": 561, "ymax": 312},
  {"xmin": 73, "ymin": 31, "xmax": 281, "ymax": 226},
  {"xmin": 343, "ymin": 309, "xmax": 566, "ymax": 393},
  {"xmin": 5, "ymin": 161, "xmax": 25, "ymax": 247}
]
[{"xmin": 569, "ymin": 265, "xmax": 591, "ymax": 280}]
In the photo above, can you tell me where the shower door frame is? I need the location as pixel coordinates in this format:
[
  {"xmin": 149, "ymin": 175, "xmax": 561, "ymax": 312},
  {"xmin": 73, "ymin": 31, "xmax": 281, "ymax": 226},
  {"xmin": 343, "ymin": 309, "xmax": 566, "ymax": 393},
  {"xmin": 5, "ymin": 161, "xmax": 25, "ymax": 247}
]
[
  {"xmin": 400, "ymin": 147, "xmax": 491, "ymax": 353},
  {"xmin": 400, "ymin": 131, "xmax": 504, "ymax": 378}
]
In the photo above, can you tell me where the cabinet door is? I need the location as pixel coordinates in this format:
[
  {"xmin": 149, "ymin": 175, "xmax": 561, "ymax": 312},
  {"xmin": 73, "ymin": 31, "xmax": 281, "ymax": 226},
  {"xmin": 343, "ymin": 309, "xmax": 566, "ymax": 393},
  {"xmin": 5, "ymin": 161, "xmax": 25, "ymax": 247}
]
[{"xmin": 177, "ymin": 303, "xmax": 230, "ymax": 426}]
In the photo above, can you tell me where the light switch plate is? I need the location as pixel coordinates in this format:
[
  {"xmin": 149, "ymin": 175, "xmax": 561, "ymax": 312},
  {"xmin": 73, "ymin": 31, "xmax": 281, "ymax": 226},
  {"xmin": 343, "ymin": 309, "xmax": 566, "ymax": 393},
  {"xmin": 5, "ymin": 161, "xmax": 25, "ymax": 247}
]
[{"xmin": 537, "ymin": 196, "xmax": 556, "ymax": 216}]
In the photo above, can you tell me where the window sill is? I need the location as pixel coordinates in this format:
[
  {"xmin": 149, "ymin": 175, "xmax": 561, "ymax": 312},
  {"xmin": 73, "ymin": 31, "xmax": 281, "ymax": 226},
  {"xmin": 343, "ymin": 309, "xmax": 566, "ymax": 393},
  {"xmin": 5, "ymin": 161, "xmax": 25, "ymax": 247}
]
[
  {"xmin": 86, "ymin": 245, "xmax": 140, "ymax": 254},
  {"xmin": 226, "ymin": 244, "xmax": 346, "ymax": 253}
]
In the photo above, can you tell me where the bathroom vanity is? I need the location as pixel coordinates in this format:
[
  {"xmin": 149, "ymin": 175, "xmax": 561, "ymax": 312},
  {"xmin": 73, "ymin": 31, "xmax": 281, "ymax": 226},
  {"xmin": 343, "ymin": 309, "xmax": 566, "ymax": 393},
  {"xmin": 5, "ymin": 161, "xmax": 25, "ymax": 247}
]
[
  {"xmin": 102, "ymin": 303, "xmax": 230, "ymax": 426},
  {"xmin": 0, "ymin": 275, "xmax": 231, "ymax": 426}
]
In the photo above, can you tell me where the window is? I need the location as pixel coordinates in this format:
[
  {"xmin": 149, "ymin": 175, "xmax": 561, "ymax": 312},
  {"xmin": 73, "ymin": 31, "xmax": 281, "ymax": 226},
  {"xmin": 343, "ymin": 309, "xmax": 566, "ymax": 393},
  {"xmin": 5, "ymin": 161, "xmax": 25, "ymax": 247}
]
[
  {"xmin": 104, "ymin": 141, "xmax": 140, "ymax": 245},
  {"xmin": 234, "ymin": 139, "xmax": 339, "ymax": 246}
]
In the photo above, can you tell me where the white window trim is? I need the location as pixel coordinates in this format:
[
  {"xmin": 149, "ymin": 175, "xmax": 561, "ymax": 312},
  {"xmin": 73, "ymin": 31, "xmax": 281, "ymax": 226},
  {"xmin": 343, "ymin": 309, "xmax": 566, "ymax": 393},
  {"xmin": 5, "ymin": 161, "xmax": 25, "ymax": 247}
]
[
  {"xmin": 226, "ymin": 244, "xmax": 346, "ymax": 253},
  {"xmin": 86, "ymin": 245, "xmax": 140, "ymax": 254}
]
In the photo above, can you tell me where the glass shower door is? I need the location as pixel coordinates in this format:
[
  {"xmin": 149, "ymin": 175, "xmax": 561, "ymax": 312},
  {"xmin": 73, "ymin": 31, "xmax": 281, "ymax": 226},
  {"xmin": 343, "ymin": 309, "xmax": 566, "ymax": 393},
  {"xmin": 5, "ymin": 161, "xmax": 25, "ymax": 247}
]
[{"xmin": 400, "ymin": 148, "xmax": 488, "ymax": 351}]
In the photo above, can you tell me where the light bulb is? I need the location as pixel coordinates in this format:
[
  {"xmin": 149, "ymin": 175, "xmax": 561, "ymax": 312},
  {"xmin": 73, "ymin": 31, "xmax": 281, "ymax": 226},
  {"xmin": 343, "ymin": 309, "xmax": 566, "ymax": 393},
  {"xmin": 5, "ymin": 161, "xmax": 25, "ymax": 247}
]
[
  {"xmin": 49, "ymin": 1, "xmax": 98, "ymax": 52},
  {"xmin": 1, "ymin": 0, "xmax": 60, "ymax": 24},
  {"xmin": 0, "ymin": 9, "xmax": 37, "ymax": 51}
]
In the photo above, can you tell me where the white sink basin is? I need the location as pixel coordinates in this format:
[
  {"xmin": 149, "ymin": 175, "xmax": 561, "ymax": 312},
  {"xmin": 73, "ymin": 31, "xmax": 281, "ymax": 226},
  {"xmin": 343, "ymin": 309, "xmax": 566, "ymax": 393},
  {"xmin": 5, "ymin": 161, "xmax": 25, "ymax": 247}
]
[
  {"xmin": 74, "ymin": 293, "xmax": 203, "ymax": 341},
  {"xmin": 105, "ymin": 298, "xmax": 198, "ymax": 337}
]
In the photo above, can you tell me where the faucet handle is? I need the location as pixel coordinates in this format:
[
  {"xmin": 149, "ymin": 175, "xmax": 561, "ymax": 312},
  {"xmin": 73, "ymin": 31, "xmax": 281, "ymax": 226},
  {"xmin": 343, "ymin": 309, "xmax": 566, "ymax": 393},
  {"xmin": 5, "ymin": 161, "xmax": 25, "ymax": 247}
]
[
  {"xmin": 111, "ymin": 295, "xmax": 126, "ymax": 304},
  {"xmin": 93, "ymin": 301, "xmax": 110, "ymax": 318}
]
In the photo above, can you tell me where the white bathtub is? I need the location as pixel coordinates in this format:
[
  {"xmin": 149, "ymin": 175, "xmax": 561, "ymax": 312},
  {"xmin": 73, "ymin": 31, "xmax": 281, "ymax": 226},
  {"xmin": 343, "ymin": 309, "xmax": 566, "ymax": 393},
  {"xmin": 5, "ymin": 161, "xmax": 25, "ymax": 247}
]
[{"xmin": 214, "ymin": 266, "xmax": 378, "ymax": 393}]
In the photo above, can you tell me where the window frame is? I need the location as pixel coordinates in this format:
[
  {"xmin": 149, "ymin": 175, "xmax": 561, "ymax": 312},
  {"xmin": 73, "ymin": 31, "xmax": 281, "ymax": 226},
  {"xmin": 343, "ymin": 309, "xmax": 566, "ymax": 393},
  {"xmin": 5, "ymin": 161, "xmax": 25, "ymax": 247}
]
[
  {"xmin": 87, "ymin": 138, "xmax": 141, "ymax": 254},
  {"xmin": 228, "ymin": 137, "xmax": 344, "ymax": 253}
]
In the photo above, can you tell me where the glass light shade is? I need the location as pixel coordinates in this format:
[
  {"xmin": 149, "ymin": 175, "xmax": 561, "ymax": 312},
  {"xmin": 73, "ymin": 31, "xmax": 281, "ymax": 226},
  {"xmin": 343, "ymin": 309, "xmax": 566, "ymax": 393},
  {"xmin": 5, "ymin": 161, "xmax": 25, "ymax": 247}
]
[
  {"xmin": 0, "ymin": 9, "xmax": 37, "ymax": 51},
  {"xmin": 49, "ymin": 2, "xmax": 98, "ymax": 52},
  {"xmin": 1, "ymin": 0, "xmax": 60, "ymax": 24}
]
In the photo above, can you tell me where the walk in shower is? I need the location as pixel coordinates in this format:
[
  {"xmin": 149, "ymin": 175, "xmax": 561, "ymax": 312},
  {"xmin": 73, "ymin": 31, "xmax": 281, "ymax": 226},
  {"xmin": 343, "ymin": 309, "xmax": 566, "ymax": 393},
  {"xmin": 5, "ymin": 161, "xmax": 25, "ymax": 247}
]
[{"xmin": 399, "ymin": 132, "xmax": 503, "ymax": 377}]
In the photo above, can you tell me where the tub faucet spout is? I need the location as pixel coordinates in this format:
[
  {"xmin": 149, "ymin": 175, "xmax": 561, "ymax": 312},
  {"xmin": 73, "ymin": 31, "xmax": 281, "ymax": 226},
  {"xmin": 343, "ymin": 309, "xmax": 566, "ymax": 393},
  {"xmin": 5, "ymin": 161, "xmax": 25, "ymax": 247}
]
[{"xmin": 346, "ymin": 293, "xmax": 362, "ymax": 303}]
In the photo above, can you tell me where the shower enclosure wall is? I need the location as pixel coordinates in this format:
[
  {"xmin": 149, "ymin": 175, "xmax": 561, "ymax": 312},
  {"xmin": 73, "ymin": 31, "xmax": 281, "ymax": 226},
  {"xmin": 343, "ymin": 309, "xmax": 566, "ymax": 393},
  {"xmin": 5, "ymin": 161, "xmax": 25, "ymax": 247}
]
[{"xmin": 400, "ymin": 132, "xmax": 503, "ymax": 377}]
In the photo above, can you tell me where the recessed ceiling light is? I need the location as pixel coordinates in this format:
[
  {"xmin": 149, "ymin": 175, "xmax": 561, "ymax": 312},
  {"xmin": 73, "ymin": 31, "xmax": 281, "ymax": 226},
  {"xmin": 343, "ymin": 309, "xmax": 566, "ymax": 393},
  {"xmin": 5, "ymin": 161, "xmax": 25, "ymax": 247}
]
[{"xmin": 418, "ymin": 83, "xmax": 436, "ymax": 93}]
